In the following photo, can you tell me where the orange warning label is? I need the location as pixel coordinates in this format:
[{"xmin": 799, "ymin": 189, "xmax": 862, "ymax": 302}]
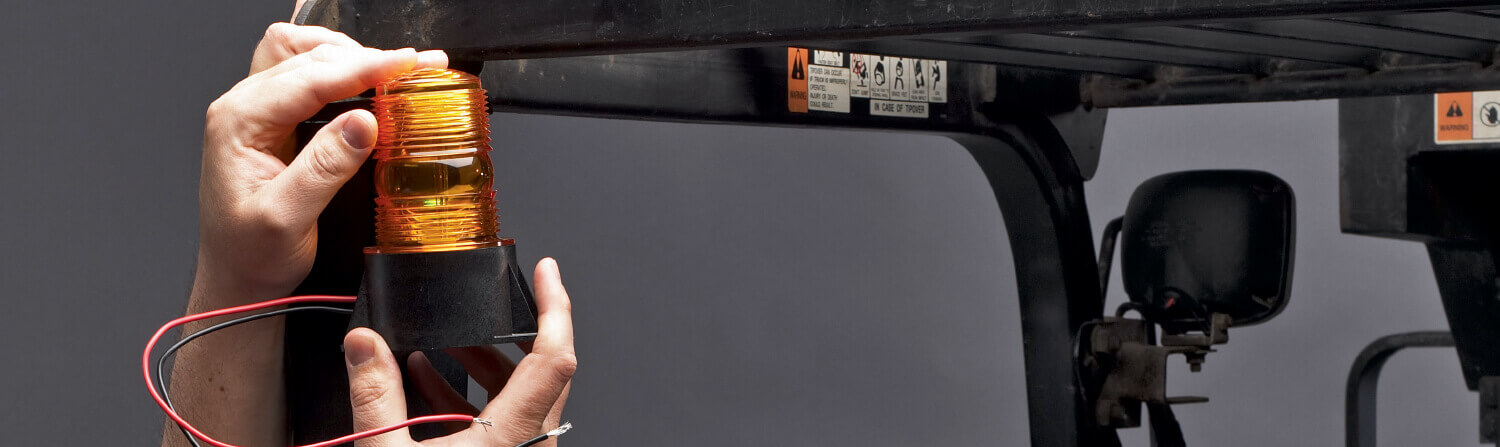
[
  {"xmin": 1436, "ymin": 92, "xmax": 1472, "ymax": 142},
  {"xmin": 788, "ymin": 48, "xmax": 808, "ymax": 113}
]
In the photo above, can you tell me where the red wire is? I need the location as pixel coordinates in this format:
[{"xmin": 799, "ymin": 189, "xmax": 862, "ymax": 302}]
[{"xmin": 142, "ymin": 295, "xmax": 478, "ymax": 447}]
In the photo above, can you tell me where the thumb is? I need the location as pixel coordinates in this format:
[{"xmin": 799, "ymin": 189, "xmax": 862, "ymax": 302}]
[
  {"xmin": 344, "ymin": 328, "xmax": 413, "ymax": 447},
  {"xmin": 259, "ymin": 109, "xmax": 376, "ymax": 232}
]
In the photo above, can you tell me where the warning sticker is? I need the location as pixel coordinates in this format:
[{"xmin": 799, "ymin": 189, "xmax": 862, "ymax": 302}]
[
  {"xmin": 850, "ymin": 54, "xmax": 871, "ymax": 98},
  {"xmin": 871, "ymin": 55, "xmax": 891, "ymax": 100},
  {"xmin": 1433, "ymin": 91, "xmax": 1500, "ymax": 144},
  {"xmin": 1432, "ymin": 91, "xmax": 1500, "ymax": 143},
  {"xmin": 814, "ymin": 50, "xmax": 843, "ymax": 67},
  {"xmin": 1473, "ymin": 91, "xmax": 1500, "ymax": 140},
  {"xmin": 910, "ymin": 59, "xmax": 929, "ymax": 103},
  {"xmin": 788, "ymin": 48, "xmax": 808, "ymax": 113},
  {"xmin": 1436, "ymin": 92, "xmax": 1471, "ymax": 142},
  {"xmin": 928, "ymin": 61, "xmax": 947, "ymax": 103},
  {"xmin": 890, "ymin": 58, "xmax": 912, "ymax": 101},
  {"xmin": 871, "ymin": 99, "xmax": 928, "ymax": 118},
  {"xmin": 787, "ymin": 47, "xmax": 946, "ymax": 118},
  {"xmin": 807, "ymin": 64, "xmax": 849, "ymax": 113}
]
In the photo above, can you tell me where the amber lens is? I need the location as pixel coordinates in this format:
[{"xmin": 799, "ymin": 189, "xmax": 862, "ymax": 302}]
[{"xmin": 368, "ymin": 68, "xmax": 499, "ymax": 253}]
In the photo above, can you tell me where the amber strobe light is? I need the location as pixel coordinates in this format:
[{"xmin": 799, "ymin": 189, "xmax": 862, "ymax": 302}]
[
  {"xmin": 370, "ymin": 68, "xmax": 500, "ymax": 253},
  {"xmin": 350, "ymin": 67, "xmax": 538, "ymax": 355}
]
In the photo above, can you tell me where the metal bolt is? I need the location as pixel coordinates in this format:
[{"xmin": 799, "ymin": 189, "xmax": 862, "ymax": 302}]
[{"xmin": 1186, "ymin": 352, "xmax": 1206, "ymax": 372}]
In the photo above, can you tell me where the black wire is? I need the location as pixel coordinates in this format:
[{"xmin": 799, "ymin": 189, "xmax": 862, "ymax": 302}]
[
  {"xmin": 1115, "ymin": 301, "xmax": 1151, "ymax": 319},
  {"xmin": 514, "ymin": 433, "xmax": 553, "ymax": 447},
  {"xmin": 1159, "ymin": 286, "xmax": 1213, "ymax": 334},
  {"xmin": 156, "ymin": 305, "xmax": 572, "ymax": 447},
  {"xmin": 1072, "ymin": 320, "xmax": 1100, "ymax": 406},
  {"xmin": 1147, "ymin": 402, "xmax": 1188, "ymax": 447},
  {"xmin": 156, "ymin": 306, "xmax": 353, "ymax": 447}
]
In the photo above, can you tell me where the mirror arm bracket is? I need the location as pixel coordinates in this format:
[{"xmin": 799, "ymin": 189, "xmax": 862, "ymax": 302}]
[{"xmin": 1082, "ymin": 317, "xmax": 1212, "ymax": 429}]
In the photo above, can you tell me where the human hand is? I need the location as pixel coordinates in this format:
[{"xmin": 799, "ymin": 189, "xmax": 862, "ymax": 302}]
[
  {"xmin": 194, "ymin": 23, "xmax": 447, "ymax": 305},
  {"xmin": 343, "ymin": 258, "xmax": 577, "ymax": 446}
]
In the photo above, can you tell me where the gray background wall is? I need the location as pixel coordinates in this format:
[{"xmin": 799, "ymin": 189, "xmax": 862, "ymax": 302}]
[{"xmin": 0, "ymin": 1, "xmax": 1477, "ymax": 445}]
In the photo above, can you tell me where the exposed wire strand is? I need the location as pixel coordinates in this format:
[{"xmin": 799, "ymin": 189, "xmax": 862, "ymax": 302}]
[{"xmin": 515, "ymin": 422, "xmax": 574, "ymax": 447}]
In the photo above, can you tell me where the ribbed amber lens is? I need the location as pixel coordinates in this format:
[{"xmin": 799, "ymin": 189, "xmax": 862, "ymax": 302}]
[{"xmin": 368, "ymin": 68, "xmax": 500, "ymax": 254}]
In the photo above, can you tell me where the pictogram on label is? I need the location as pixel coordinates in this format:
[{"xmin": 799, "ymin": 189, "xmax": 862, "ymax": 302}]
[
  {"xmin": 788, "ymin": 48, "xmax": 808, "ymax": 113},
  {"xmin": 1473, "ymin": 92, "xmax": 1500, "ymax": 140},
  {"xmin": 1436, "ymin": 92, "xmax": 1471, "ymax": 142},
  {"xmin": 890, "ymin": 58, "xmax": 912, "ymax": 101},
  {"xmin": 850, "ymin": 54, "xmax": 871, "ymax": 98},
  {"xmin": 871, "ymin": 55, "xmax": 891, "ymax": 100},
  {"xmin": 910, "ymin": 59, "xmax": 929, "ymax": 103},
  {"xmin": 928, "ymin": 61, "xmax": 947, "ymax": 103}
]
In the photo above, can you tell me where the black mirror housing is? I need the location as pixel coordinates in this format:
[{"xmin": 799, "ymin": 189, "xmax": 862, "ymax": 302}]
[{"xmin": 1121, "ymin": 170, "xmax": 1295, "ymax": 333}]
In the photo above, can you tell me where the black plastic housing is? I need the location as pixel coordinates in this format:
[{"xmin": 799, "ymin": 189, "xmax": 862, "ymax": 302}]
[
  {"xmin": 1121, "ymin": 170, "xmax": 1295, "ymax": 333},
  {"xmin": 349, "ymin": 243, "xmax": 539, "ymax": 352}
]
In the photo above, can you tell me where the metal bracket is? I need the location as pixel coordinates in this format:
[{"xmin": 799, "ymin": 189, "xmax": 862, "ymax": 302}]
[
  {"xmin": 1083, "ymin": 317, "xmax": 1209, "ymax": 428},
  {"xmin": 1160, "ymin": 313, "xmax": 1231, "ymax": 372}
]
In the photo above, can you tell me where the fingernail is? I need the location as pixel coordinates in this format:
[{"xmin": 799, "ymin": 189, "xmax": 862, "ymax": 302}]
[
  {"xmin": 346, "ymin": 331, "xmax": 376, "ymax": 366},
  {"xmin": 409, "ymin": 351, "xmax": 429, "ymax": 369},
  {"xmin": 340, "ymin": 111, "xmax": 376, "ymax": 151},
  {"xmin": 384, "ymin": 48, "xmax": 417, "ymax": 65},
  {"xmin": 416, "ymin": 50, "xmax": 447, "ymax": 68},
  {"xmin": 546, "ymin": 257, "xmax": 561, "ymax": 278}
]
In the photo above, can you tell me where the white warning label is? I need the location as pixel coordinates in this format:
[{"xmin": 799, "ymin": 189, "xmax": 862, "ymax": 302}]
[
  {"xmin": 850, "ymin": 54, "xmax": 871, "ymax": 98},
  {"xmin": 871, "ymin": 55, "xmax": 891, "ymax": 100},
  {"xmin": 1472, "ymin": 91, "xmax": 1500, "ymax": 140},
  {"xmin": 787, "ymin": 47, "xmax": 945, "ymax": 118},
  {"xmin": 807, "ymin": 64, "xmax": 849, "ymax": 113},
  {"xmin": 928, "ymin": 60, "xmax": 947, "ymax": 103},
  {"xmin": 910, "ymin": 58, "xmax": 929, "ymax": 103},
  {"xmin": 870, "ymin": 99, "xmax": 928, "ymax": 118},
  {"xmin": 813, "ymin": 50, "xmax": 843, "ymax": 67},
  {"xmin": 890, "ymin": 58, "xmax": 913, "ymax": 101}
]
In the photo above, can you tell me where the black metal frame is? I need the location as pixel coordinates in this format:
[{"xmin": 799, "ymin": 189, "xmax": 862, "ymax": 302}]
[
  {"xmin": 284, "ymin": 1, "xmax": 1500, "ymax": 446},
  {"xmin": 1340, "ymin": 96, "xmax": 1500, "ymax": 392},
  {"xmin": 298, "ymin": 0, "xmax": 1500, "ymax": 108},
  {"xmin": 1345, "ymin": 331, "xmax": 1456, "ymax": 447}
]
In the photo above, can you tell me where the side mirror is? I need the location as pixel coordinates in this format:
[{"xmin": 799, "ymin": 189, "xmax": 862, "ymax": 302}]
[{"xmin": 1120, "ymin": 170, "xmax": 1295, "ymax": 334}]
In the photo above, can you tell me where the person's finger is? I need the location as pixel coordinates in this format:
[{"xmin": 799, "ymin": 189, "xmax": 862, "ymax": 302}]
[
  {"xmin": 416, "ymin": 50, "xmax": 449, "ymax": 70},
  {"xmin": 344, "ymin": 328, "xmax": 413, "ymax": 447},
  {"xmin": 250, "ymin": 22, "xmax": 361, "ymax": 75},
  {"xmin": 234, "ymin": 46, "xmax": 418, "ymax": 130},
  {"xmin": 531, "ymin": 258, "xmax": 575, "ymax": 361},
  {"xmin": 253, "ymin": 109, "xmax": 375, "ymax": 235},
  {"xmin": 253, "ymin": 45, "xmax": 447, "ymax": 87},
  {"xmin": 471, "ymin": 258, "xmax": 575, "ymax": 441},
  {"xmin": 443, "ymin": 345, "xmax": 516, "ymax": 400},
  {"xmin": 535, "ymin": 382, "xmax": 571, "ymax": 447},
  {"xmin": 408, "ymin": 352, "xmax": 480, "ymax": 434}
]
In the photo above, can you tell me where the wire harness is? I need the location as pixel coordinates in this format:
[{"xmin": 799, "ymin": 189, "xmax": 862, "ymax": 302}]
[{"xmin": 143, "ymin": 295, "xmax": 572, "ymax": 447}]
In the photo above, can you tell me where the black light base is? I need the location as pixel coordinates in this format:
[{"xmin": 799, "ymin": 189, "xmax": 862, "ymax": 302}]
[{"xmin": 349, "ymin": 242, "xmax": 539, "ymax": 352}]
